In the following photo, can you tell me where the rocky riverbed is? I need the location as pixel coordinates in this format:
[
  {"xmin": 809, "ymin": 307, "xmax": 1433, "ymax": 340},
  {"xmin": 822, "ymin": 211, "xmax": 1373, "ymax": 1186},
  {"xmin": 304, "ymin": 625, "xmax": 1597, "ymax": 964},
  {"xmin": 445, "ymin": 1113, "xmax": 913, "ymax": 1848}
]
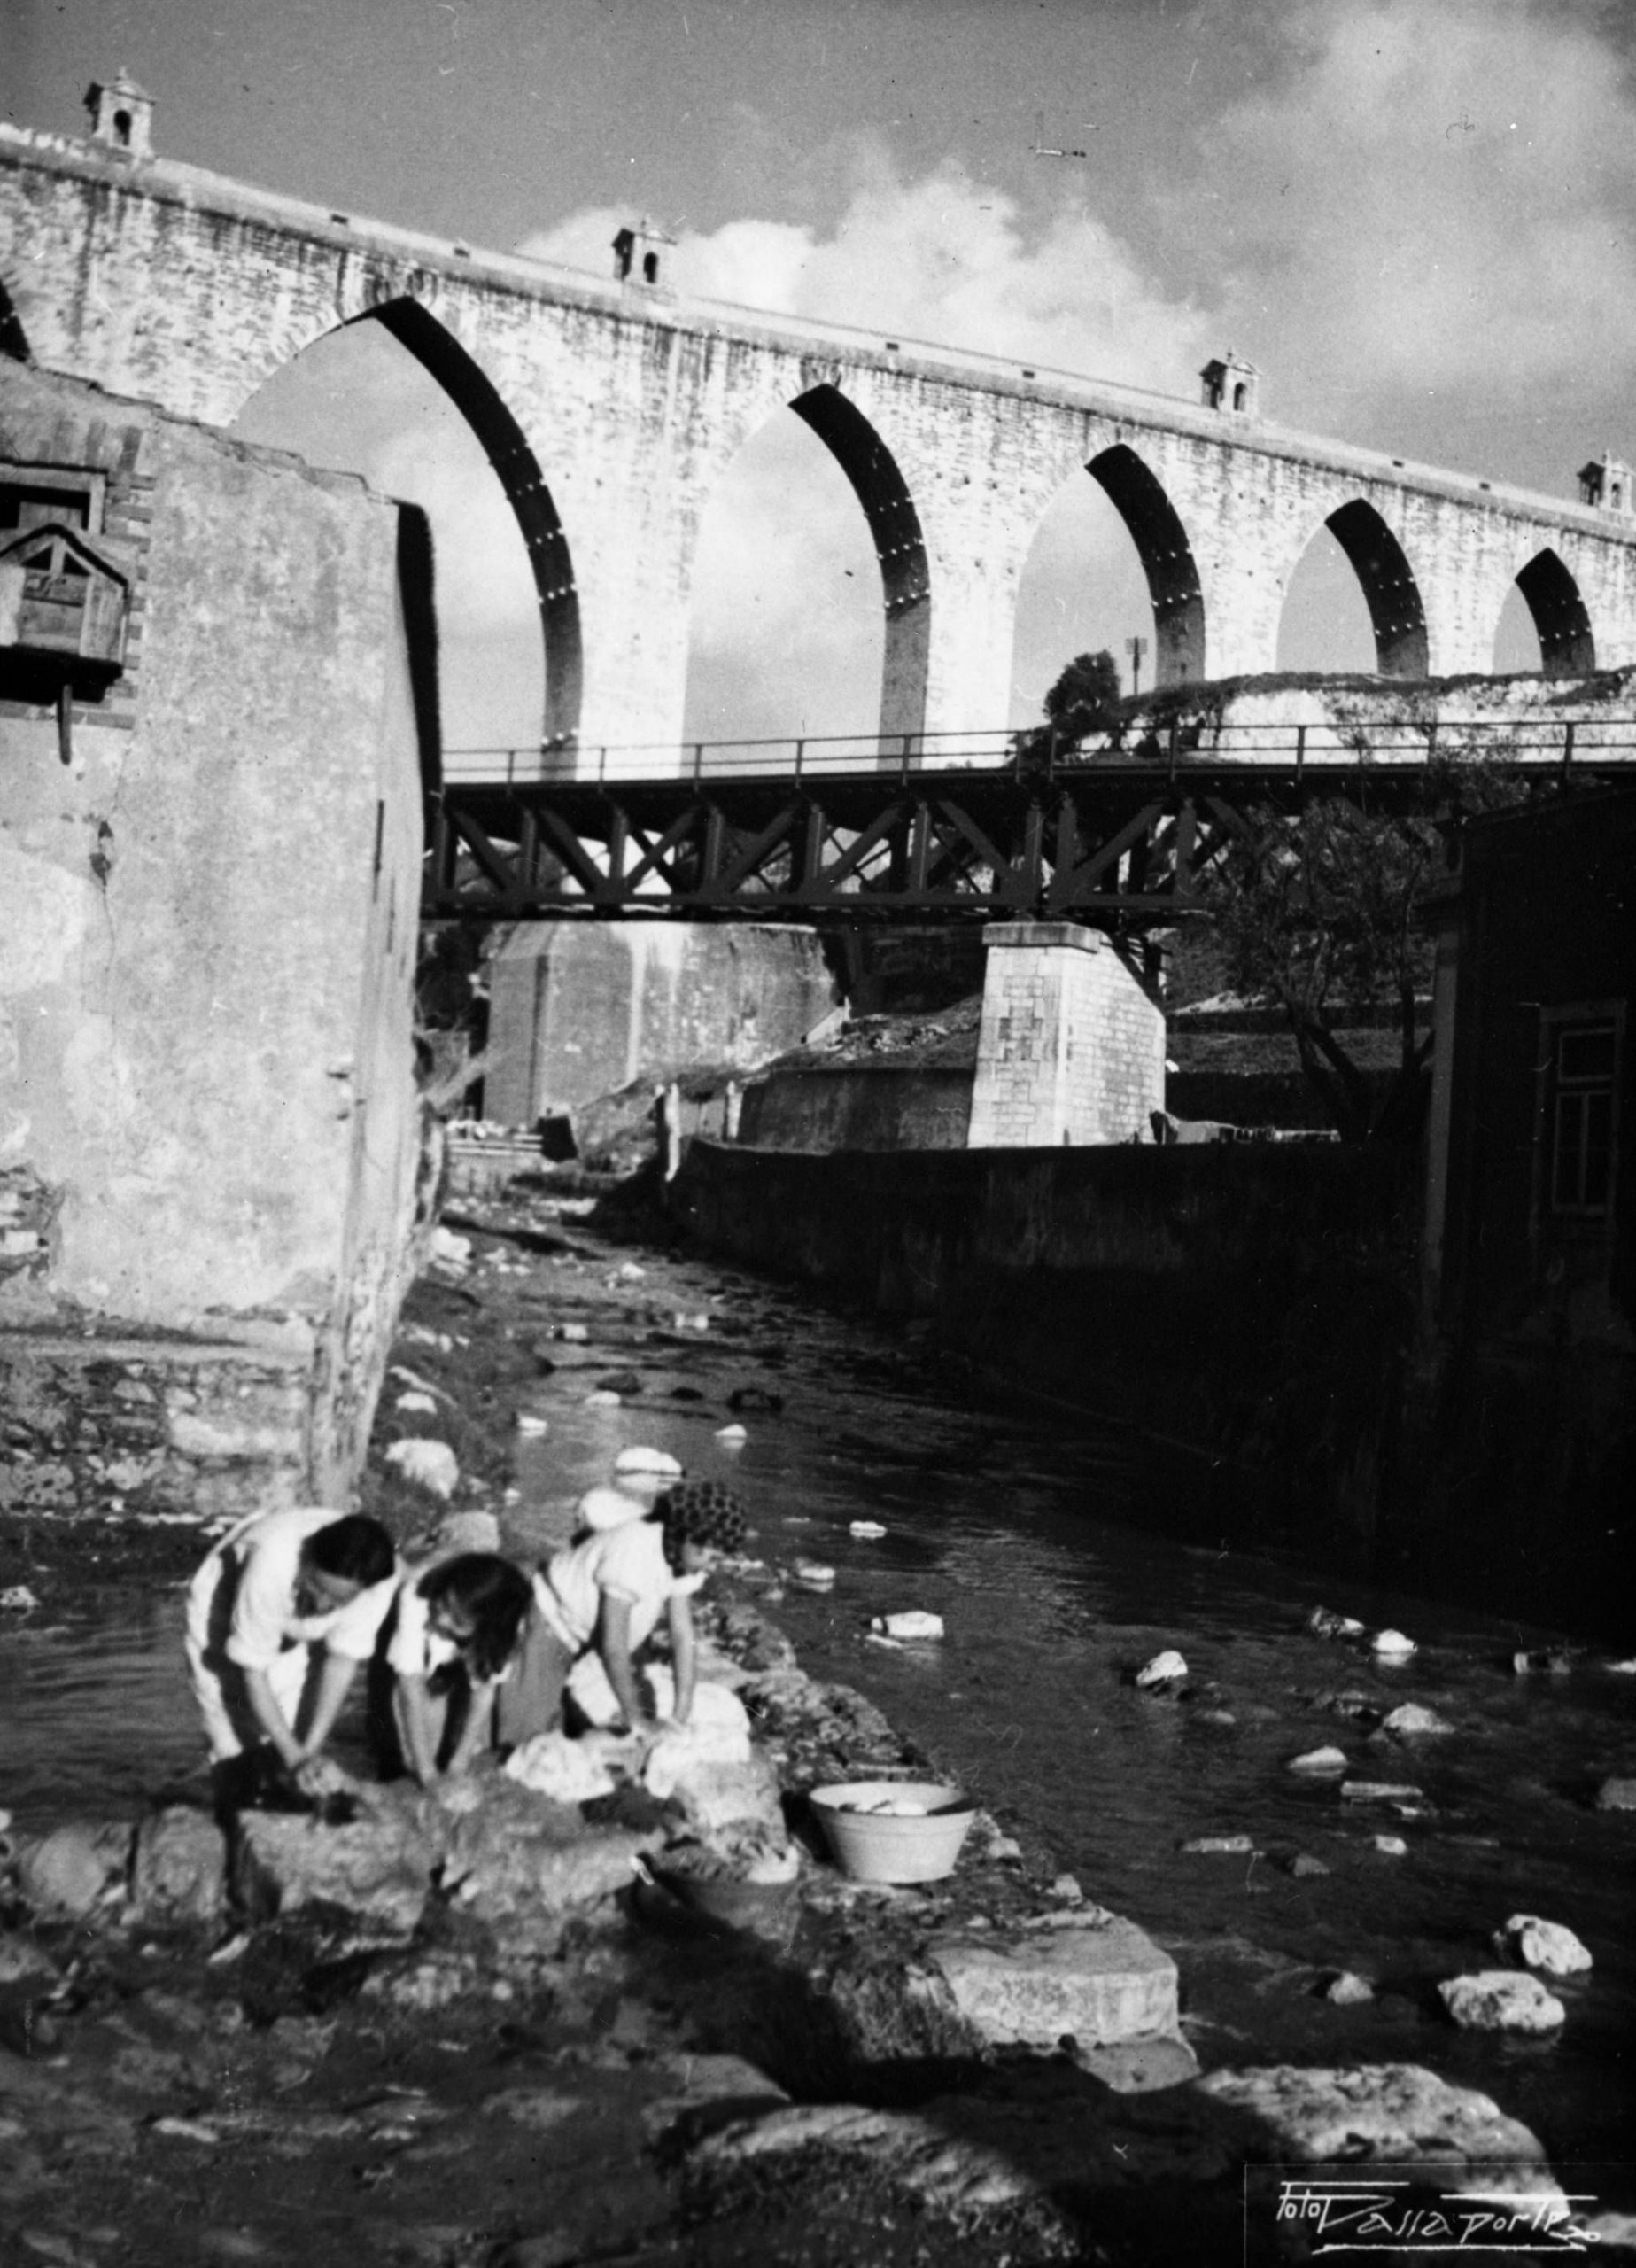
[{"xmin": 2, "ymin": 1178, "xmax": 1633, "ymax": 2267}]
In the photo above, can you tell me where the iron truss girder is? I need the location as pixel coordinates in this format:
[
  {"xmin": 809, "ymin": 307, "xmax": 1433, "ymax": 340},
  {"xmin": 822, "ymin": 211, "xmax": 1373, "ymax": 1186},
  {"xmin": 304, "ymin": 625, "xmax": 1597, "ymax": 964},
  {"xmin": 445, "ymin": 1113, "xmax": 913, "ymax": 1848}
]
[{"xmin": 420, "ymin": 757, "xmax": 1607, "ymax": 928}]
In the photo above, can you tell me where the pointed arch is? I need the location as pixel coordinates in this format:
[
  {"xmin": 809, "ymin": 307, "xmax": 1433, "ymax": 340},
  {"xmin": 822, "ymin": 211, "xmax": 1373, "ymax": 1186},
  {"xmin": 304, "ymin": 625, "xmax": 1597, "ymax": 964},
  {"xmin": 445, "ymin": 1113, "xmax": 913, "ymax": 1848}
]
[
  {"xmin": 1513, "ymin": 548, "xmax": 1594, "ymax": 676},
  {"xmin": 353, "ymin": 297, "xmax": 582, "ymax": 750},
  {"xmin": 789, "ymin": 384, "xmax": 930, "ymax": 742},
  {"xmin": 0, "ymin": 276, "xmax": 29, "ymax": 363},
  {"xmin": 1324, "ymin": 500, "xmax": 1427, "ymax": 676},
  {"xmin": 1086, "ymin": 444, "xmax": 1206, "ymax": 684}
]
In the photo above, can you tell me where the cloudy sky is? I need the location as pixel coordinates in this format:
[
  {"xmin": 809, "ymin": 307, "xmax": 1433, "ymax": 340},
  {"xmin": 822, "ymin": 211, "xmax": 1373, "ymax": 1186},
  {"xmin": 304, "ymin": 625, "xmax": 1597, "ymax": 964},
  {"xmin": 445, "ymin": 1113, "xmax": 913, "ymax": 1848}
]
[{"xmin": 12, "ymin": 0, "xmax": 1635, "ymax": 747}]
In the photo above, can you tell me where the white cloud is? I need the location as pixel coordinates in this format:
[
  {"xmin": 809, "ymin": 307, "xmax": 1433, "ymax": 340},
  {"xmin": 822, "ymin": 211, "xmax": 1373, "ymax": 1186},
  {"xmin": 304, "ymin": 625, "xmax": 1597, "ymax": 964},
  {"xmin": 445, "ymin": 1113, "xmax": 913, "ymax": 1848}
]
[
  {"xmin": 520, "ymin": 152, "xmax": 1211, "ymax": 394},
  {"xmin": 1196, "ymin": 0, "xmax": 1636, "ymax": 446}
]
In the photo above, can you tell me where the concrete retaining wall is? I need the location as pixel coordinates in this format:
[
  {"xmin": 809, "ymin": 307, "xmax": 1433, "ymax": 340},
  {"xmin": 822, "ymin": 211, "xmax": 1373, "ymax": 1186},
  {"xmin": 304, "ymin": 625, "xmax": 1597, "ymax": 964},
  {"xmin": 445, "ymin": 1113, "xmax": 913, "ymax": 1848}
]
[{"xmin": 738, "ymin": 1066, "xmax": 973, "ymax": 1152}]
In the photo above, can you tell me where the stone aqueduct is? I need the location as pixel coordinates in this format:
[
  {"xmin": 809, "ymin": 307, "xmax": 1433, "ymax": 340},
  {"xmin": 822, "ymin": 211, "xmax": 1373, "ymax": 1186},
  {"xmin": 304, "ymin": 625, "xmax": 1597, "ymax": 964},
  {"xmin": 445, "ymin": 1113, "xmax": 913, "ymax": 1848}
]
[{"xmin": 6, "ymin": 100, "xmax": 1636, "ymax": 762}]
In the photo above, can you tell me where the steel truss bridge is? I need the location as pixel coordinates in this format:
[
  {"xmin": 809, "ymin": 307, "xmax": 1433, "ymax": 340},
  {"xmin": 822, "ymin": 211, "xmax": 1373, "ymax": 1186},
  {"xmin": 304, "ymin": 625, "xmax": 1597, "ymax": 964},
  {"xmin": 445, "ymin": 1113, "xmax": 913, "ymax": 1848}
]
[{"xmin": 423, "ymin": 719, "xmax": 1632, "ymax": 928}]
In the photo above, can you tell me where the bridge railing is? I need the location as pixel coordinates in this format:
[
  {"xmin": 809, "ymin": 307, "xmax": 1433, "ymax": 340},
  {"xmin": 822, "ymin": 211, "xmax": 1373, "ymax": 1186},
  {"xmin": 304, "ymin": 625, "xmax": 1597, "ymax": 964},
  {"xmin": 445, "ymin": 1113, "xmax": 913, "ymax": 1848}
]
[{"xmin": 438, "ymin": 715, "xmax": 1636, "ymax": 788}]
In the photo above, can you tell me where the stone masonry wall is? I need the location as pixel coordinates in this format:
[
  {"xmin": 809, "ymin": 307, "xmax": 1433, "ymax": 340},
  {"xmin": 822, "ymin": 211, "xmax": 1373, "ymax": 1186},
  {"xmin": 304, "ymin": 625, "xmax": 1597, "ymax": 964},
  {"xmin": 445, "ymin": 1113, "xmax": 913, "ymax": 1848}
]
[
  {"xmin": 0, "ymin": 361, "xmax": 425, "ymax": 1518},
  {"xmin": 967, "ymin": 926, "xmax": 1163, "ymax": 1147}
]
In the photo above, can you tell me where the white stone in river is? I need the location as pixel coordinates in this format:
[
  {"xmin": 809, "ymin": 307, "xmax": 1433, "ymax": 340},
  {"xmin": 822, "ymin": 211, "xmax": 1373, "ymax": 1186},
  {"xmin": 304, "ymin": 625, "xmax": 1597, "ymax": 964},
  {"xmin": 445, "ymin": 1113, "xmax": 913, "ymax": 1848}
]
[
  {"xmin": 1371, "ymin": 1628, "xmax": 1416, "ymax": 1658},
  {"xmin": 1288, "ymin": 1746, "xmax": 1348, "ymax": 1774},
  {"xmin": 383, "ymin": 1438, "xmax": 459, "ymax": 1500},
  {"xmin": 1198, "ymin": 2062, "xmax": 1556, "ymax": 2190},
  {"xmin": 1135, "ymin": 1650, "xmax": 1188, "ymax": 1687},
  {"xmin": 849, "ymin": 1520, "xmax": 888, "ymax": 1539},
  {"xmin": 1438, "ymin": 1970, "xmax": 1566, "ymax": 2032},
  {"xmin": 1494, "ymin": 1915, "xmax": 1593, "ymax": 1977},
  {"xmin": 715, "ymin": 1423, "xmax": 748, "ymax": 1442},
  {"xmin": 1307, "ymin": 1606, "xmax": 1366, "ymax": 1638},
  {"xmin": 872, "ymin": 1611, "xmax": 943, "ymax": 1641},
  {"xmin": 1379, "ymin": 1703, "xmax": 1454, "ymax": 1737}
]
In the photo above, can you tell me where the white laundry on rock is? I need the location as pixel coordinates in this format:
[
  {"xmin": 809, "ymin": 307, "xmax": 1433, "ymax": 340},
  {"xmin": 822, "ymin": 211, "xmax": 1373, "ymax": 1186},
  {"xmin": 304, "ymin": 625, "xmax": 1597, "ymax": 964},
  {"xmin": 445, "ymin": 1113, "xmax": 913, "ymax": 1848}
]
[
  {"xmin": 503, "ymin": 1728, "xmax": 624, "ymax": 1804},
  {"xmin": 384, "ymin": 1438, "xmax": 459, "ymax": 1501},
  {"xmin": 639, "ymin": 1674, "xmax": 754, "ymax": 1799}
]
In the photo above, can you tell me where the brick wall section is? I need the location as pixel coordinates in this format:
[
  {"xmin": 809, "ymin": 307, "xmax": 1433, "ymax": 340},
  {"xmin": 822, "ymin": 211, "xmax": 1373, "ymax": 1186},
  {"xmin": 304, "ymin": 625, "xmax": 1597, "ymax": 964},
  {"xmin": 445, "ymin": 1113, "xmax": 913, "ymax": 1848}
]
[
  {"xmin": 967, "ymin": 924, "xmax": 1164, "ymax": 1146},
  {"xmin": 6, "ymin": 127, "xmax": 1636, "ymax": 753}
]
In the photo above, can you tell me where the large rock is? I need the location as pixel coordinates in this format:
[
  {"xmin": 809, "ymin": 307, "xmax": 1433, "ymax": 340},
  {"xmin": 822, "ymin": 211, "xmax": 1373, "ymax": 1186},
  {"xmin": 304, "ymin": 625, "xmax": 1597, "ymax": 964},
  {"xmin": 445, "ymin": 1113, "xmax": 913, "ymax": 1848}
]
[
  {"xmin": 927, "ymin": 1915, "xmax": 1180, "ymax": 2052},
  {"xmin": 438, "ymin": 1778, "xmax": 660, "ymax": 1933},
  {"xmin": 12, "ymin": 1822, "xmax": 134, "ymax": 1919},
  {"xmin": 1195, "ymin": 2063, "xmax": 1558, "ymax": 2194},
  {"xmin": 411, "ymin": 1507, "xmax": 503, "ymax": 1557},
  {"xmin": 667, "ymin": 1751, "xmax": 786, "ymax": 1844},
  {"xmin": 686, "ymin": 2086, "xmax": 1242, "ymax": 2249},
  {"xmin": 1438, "ymin": 1971, "xmax": 1566, "ymax": 2033},
  {"xmin": 233, "ymin": 1810, "xmax": 433, "ymax": 1934},
  {"xmin": 1494, "ymin": 1915, "xmax": 1593, "ymax": 1977},
  {"xmin": 129, "ymin": 1807, "xmax": 229, "ymax": 1929}
]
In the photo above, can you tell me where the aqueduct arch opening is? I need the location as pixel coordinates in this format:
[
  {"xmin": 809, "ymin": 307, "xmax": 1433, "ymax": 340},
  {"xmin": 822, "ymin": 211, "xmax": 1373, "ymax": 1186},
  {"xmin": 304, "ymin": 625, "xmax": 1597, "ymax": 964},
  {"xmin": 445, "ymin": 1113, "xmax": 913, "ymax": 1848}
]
[
  {"xmin": 790, "ymin": 385, "xmax": 930, "ymax": 742},
  {"xmin": 1085, "ymin": 444, "xmax": 1206, "ymax": 685},
  {"xmin": 0, "ymin": 276, "xmax": 27, "ymax": 362},
  {"xmin": 1012, "ymin": 465, "xmax": 1157, "ymax": 716},
  {"xmin": 1513, "ymin": 547, "xmax": 1595, "ymax": 676},
  {"xmin": 1276, "ymin": 524, "xmax": 1378, "ymax": 672},
  {"xmin": 361, "ymin": 300, "xmax": 581, "ymax": 750},
  {"xmin": 683, "ymin": 386, "xmax": 927, "ymax": 747},
  {"xmin": 1323, "ymin": 499, "xmax": 1429, "ymax": 677},
  {"xmin": 236, "ymin": 299, "xmax": 580, "ymax": 757}
]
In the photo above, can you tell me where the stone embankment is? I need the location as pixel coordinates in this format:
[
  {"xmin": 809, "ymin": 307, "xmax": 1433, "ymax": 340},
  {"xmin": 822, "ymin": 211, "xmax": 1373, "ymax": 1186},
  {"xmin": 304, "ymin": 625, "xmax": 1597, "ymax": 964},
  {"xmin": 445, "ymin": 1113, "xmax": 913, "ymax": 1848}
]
[{"xmin": 0, "ymin": 1189, "xmax": 1623, "ymax": 2268}]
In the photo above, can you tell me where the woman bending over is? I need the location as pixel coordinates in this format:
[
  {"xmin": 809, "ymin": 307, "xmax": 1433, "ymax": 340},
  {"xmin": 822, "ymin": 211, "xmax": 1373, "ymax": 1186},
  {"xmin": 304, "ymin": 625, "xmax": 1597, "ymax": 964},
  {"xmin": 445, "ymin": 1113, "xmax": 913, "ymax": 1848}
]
[
  {"xmin": 497, "ymin": 1481, "xmax": 748, "ymax": 1749},
  {"xmin": 378, "ymin": 1552, "xmax": 533, "ymax": 1784}
]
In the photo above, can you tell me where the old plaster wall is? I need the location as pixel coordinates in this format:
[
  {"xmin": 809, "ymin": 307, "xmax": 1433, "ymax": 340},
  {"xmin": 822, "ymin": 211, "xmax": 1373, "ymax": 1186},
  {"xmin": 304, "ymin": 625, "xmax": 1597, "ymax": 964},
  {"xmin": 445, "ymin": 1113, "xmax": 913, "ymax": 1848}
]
[
  {"xmin": 0, "ymin": 362, "xmax": 424, "ymax": 1517},
  {"xmin": 485, "ymin": 921, "xmax": 837, "ymax": 1121},
  {"xmin": 5, "ymin": 126, "xmax": 1636, "ymax": 757}
]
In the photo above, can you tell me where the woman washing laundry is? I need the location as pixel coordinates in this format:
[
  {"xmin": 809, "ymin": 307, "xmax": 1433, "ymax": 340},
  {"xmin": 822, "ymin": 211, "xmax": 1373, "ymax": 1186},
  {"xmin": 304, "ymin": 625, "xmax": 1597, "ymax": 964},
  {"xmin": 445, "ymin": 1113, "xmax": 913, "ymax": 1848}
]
[
  {"xmin": 375, "ymin": 1551, "xmax": 534, "ymax": 1784},
  {"xmin": 184, "ymin": 1508, "xmax": 399, "ymax": 1801},
  {"xmin": 498, "ymin": 1480, "xmax": 748, "ymax": 1748}
]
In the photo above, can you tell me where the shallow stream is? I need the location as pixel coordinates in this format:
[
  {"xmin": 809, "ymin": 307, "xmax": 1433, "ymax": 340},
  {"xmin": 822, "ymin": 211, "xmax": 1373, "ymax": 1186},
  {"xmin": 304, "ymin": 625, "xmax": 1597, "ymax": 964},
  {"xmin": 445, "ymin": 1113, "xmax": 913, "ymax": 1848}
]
[{"xmin": 4, "ymin": 1229, "xmax": 1633, "ymax": 2205}]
